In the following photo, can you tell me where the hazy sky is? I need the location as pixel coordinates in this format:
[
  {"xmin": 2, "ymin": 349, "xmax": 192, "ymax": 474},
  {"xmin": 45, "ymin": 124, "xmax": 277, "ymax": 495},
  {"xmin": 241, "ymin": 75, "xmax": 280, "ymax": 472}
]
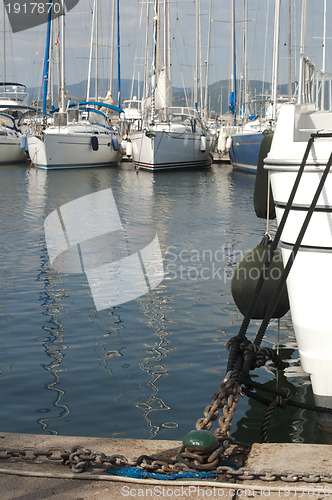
[{"xmin": 1, "ymin": 0, "xmax": 331, "ymax": 99}]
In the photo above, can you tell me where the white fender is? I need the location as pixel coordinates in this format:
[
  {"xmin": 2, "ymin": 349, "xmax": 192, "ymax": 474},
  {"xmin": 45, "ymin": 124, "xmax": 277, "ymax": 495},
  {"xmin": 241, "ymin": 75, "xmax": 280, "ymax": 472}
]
[
  {"xmin": 200, "ymin": 134, "xmax": 207, "ymax": 153},
  {"xmin": 226, "ymin": 136, "xmax": 232, "ymax": 150}
]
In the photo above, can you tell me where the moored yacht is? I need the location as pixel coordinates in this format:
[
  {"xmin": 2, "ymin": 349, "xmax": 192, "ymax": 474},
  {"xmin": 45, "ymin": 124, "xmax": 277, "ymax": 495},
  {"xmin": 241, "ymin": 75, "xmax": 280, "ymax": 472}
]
[
  {"xmin": 265, "ymin": 55, "xmax": 332, "ymax": 428},
  {"xmin": 0, "ymin": 82, "xmax": 29, "ymax": 164},
  {"xmin": 27, "ymin": 105, "xmax": 123, "ymax": 170},
  {"xmin": 131, "ymin": 0, "xmax": 213, "ymax": 172}
]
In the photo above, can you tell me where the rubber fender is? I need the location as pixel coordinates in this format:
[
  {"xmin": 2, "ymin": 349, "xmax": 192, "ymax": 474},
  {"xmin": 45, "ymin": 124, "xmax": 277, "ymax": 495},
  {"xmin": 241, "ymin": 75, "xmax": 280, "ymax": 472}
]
[
  {"xmin": 225, "ymin": 136, "xmax": 232, "ymax": 150},
  {"xmin": 254, "ymin": 132, "xmax": 276, "ymax": 219},
  {"xmin": 231, "ymin": 235, "xmax": 289, "ymax": 319},
  {"xmin": 91, "ymin": 135, "xmax": 99, "ymax": 151},
  {"xmin": 200, "ymin": 134, "xmax": 206, "ymax": 152},
  {"xmin": 217, "ymin": 130, "xmax": 227, "ymax": 153},
  {"xmin": 126, "ymin": 140, "xmax": 133, "ymax": 157},
  {"xmin": 112, "ymin": 136, "xmax": 119, "ymax": 151},
  {"xmin": 20, "ymin": 134, "xmax": 28, "ymax": 152}
]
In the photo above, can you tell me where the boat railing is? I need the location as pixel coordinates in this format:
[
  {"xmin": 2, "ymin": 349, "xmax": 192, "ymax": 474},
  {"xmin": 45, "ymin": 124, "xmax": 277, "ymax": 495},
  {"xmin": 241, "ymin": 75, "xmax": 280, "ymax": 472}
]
[
  {"xmin": 298, "ymin": 56, "xmax": 332, "ymax": 111},
  {"xmin": 169, "ymin": 106, "xmax": 198, "ymax": 119},
  {"xmin": 0, "ymin": 83, "xmax": 28, "ymax": 104}
]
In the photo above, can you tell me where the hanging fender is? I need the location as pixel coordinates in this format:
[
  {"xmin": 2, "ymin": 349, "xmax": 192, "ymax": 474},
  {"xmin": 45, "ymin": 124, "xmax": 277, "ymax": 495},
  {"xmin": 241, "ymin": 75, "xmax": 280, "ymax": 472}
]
[
  {"xmin": 20, "ymin": 134, "xmax": 28, "ymax": 152},
  {"xmin": 217, "ymin": 129, "xmax": 227, "ymax": 153},
  {"xmin": 254, "ymin": 132, "xmax": 275, "ymax": 220},
  {"xmin": 126, "ymin": 140, "xmax": 133, "ymax": 158},
  {"xmin": 91, "ymin": 135, "xmax": 99, "ymax": 151},
  {"xmin": 112, "ymin": 136, "xmax": 119, "ymax": 151},
  {"xmin": 200, "ymin": 134, "xmax": 206, "ymax": 153},
  {"xmin": 231, "ymin": 235, "xmax": 289, "ymax": 319}
]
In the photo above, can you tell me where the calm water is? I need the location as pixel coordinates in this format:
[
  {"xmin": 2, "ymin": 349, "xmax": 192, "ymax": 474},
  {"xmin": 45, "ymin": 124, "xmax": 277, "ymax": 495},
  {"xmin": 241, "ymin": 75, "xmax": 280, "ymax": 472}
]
[{"xmin": 0, "ymin": 161, "xmax": 328, "ymax": 445}]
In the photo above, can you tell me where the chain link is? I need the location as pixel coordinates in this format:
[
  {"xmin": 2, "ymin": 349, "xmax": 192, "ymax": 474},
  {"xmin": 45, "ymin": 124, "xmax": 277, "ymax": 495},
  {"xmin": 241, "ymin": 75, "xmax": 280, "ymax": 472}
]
[
  {"xmin": 195, "ymin": 374, "xmax": 240, "ymax": 437},
  {"xmin": 1, "ymin": 444, "xmax": 332, "ymax": 483},
  {"xmin": 0, "ymin": 369, "xmax": 329, "ymax": 483}
]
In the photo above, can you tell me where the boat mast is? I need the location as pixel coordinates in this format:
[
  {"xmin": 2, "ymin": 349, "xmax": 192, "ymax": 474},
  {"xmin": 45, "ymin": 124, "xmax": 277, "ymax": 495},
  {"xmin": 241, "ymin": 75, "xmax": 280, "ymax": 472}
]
[
  {"xmin": 271, "ymin": 0, "xmax": 280, "ymax": 122},
  {"xmin": 117, "ymin": 0, "xmax": 121, "ymax": 107},
  {"xmin": 109, "ymin": 0, "xmax": 116, "ymax": 97},
  {"xmin": 59, "ymin": 1, "xmax": 65, "ymax": 112},
  {"xmin": 143, "ymin": 0, "xmax": 150, "ymax": 101},
  {"xmin": 42, "ymin": 0, "xmax": 53, "ymax": 119},
  {"xmin": 300, "ymin": 0, "xmax": 307, "ymax": 55},
  {"xmin": 3, "ymin": 2, "xmax": 6, "ymax": 84},
  {"xmin": 198, "ymin": 0, "xmax": 203, "ymax": 113},
  {"xmin": 321, "ymin": 0, "xmax": 327, "ymax": 109},
  {"xmin": 297, "ymin": 0, "xmax": 307, "ymax": 104},
  {"xmin": 204, "ymin": 0, "xmax": 212, "ymax": 121},
  {"xmin": 95, "ymin": 0, "xmax": 98, "ymax": 99},
  {"xmin": 230, "ymin": 0, "xmax": 236, "ymax": 124},
  {"xmin": 242, "ymin": 0, "xmax": 248, "ymax": 122},
  {"xmin": 151, "ymin": 0, "xmax": 158, "ymax": 124},
  {"xmin": 287, "ymin": 0, "xmax": 292, "ymax": 97},
  {"xmin": 163, "ymin": 0, "xmax": 168, "ymax": 120},
  {"xmin": 194, "ymin": 0, "xmax": 199, "ymax": 110},
  {"xmin": 87, "ymin": 0, "xmax": 96, "ymax": 101}
]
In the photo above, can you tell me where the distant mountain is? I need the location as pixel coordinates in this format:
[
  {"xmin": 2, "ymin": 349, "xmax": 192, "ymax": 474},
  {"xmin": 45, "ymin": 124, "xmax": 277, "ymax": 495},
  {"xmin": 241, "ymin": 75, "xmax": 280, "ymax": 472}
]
[{"xmin": 27, "ymin": 78, "xmax": 292, "ymax": 115}]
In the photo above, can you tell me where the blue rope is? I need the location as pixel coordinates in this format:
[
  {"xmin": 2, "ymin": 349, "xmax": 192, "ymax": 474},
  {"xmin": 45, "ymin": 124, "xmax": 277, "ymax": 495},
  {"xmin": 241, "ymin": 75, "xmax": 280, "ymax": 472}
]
[
  {"xmin": 107, "ymin": 460, "xmax": 237, "ymax": 480},
  {"xmin": 107, "ymin": 467, "xmax": 217, "ymax": 480}
]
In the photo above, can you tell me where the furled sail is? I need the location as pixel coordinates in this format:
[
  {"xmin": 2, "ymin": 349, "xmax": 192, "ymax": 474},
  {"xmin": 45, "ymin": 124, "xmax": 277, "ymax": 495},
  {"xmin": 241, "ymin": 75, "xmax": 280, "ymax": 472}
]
[{"xmin": 142, "ymin": 67, "xmax": 172, "ymax": 114}]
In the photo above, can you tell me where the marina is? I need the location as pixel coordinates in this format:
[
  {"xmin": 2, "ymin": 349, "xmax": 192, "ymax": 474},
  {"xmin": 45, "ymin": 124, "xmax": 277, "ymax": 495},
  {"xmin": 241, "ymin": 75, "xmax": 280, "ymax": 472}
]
[
  {"xmin": 2, "ymin": 0, "xmax": 332, "ymax": 496},
  {"xmin": 0, "ymin": 160, "xmax": 328, "ymax": 444}
]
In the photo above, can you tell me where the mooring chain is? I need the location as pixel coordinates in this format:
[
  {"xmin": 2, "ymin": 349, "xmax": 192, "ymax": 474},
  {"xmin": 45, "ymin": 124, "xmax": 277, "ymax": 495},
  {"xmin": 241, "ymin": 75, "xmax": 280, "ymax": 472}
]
[
  {"xmin": 2, "ymin": 445, "xmax": 332, "ymax": 483},
  {"xmin": 195, "ymin": 374, "xmax": 240, "ymax": 437}
]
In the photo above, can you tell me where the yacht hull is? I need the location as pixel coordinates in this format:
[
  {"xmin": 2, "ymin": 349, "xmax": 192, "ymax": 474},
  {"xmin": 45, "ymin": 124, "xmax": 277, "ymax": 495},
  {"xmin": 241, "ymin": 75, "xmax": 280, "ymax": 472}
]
[
  {"xmin": 131, "ymin": 126, "xmax": 212, "ymax": 171},
  {"xmin": 27, "ymin": 129, "xmax": 121, "ymax": 170},
  {"xmin": 265, "ymin": 103, "xmax": 332, "ymax": 422},
  {"xmin": 229, "ymin": 132, "xmax": 264, "ymax": 173},
  {"xmin": 0, "ymin": 134, "xmax": 26, "ymax": 164}
]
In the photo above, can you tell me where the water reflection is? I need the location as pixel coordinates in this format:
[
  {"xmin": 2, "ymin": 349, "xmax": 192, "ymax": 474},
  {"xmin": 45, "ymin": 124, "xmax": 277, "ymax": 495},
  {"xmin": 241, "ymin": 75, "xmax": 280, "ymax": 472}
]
[
  {"xmin": 134, "ymin": 290, "xmax": 177, "ymax": 438},
  {"xmin": 0, "ymin": 162, "xmax": 326, "ymax": 443},
  {"xmin": 27, "ymin": 170, "xmax": 70, "ymax": 434}
]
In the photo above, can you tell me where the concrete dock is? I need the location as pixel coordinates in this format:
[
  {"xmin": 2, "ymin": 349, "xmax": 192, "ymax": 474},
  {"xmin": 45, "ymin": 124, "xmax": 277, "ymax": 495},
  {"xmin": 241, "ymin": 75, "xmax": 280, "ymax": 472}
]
[{"xmin": 0, "ymin": 432, "xmax": 332, "ymax": 499}]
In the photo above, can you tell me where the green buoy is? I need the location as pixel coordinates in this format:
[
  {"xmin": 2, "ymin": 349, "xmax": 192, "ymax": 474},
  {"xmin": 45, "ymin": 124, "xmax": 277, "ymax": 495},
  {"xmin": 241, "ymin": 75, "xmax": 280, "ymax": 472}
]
[{"xmin": 182, "ymin": 430, "xmax": 219, "ymax": 453}]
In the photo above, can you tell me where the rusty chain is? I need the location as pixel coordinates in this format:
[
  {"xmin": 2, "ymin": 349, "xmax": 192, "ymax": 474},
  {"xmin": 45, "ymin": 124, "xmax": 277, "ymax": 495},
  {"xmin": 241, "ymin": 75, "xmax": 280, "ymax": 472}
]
[
  {"xmin": 195, "ymin": 371, "xmax": 240, "ymax": 438},
  {"xmin": 1, "ymin": 445, "xmax": 332, "ymax": 483}
]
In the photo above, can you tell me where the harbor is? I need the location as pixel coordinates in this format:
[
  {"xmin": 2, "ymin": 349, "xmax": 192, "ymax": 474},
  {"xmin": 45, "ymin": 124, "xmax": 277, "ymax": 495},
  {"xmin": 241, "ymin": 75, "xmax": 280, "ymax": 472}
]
[{"xmin": 2, "ymin": 0, "xmax": 332, "ymax": 497}]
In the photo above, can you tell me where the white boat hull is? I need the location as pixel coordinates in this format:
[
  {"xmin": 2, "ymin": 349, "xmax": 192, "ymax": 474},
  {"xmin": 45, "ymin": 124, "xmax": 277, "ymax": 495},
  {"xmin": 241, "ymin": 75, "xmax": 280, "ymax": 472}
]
[
  {"xmin": 0, "ymin": 133, "xmax": 26, "ymax": 164},
  {"xmin": 27, "ymin": 127, "xmax": 122, "ymax": 170},
  {"xmin": 265, "ymin": 103, "xmax": 332, "ymax": 417},
  {"xmin": 131, "ymin": 125, "xmax": 212, "ymax": 171}
]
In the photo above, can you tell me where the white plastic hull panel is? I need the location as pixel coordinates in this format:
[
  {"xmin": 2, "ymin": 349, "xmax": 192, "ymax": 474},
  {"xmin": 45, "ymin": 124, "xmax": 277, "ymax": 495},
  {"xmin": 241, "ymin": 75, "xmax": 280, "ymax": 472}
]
[{"xmin": 265, "ymin": 103, "xmax": 332, "ymax": 416}]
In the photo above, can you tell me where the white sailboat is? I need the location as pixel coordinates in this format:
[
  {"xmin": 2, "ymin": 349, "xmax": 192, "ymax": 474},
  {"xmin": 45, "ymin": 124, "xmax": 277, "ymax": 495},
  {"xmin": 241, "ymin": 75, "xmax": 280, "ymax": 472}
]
[
  {"xmin": 0, "ymin": 2, "xmax": 28, "ymax": 164},
  {"xmin": 0, "ymin": 83, "xmax": 28, "ymax": 164},
  {"xmin": 131, "ymin": 0, "xmax": 212, "ymax": 172},
  {"xmin": 265, "ymin": 0, "xmax": 332, "ymax": 428},
  {"xmin": 27, "ymin": 1, "xmax": 123, "ymax": 170}
]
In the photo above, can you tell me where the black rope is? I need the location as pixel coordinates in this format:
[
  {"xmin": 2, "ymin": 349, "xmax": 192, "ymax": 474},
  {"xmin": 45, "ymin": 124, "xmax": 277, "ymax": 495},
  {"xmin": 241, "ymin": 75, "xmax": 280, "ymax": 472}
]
[
  {"xmin": 224, "ymin": 134, "xmax": 332, "ymax": 442},
  {"xmin": 254, "ymin": 149, "xmax": 332, "ymax": 347},
  {"xmin": 227, "ymin": 136, "xmax": 316, "ymax": 374},
  {"xmin": 244, "ymin": 378, "xmax": 332, "ymax": 415}
]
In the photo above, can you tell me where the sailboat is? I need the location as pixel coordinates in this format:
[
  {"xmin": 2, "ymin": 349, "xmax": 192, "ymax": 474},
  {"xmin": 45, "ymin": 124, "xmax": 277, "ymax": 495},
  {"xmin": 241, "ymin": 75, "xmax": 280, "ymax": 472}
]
[
  {"xmin": 131, "ymin": 0, "xmax": 212, "ymax": 172},
  {"xmin": 0, "ymin": 3, "xmax": 29, "ymax": 164},
  {"xmin": 0, "ymin": 83, "xmax": 29, "ymax": 164},
  {"xmin": 229, "ymin": 0, "xmax": 284, "ymax": 173},
  {"xmin": 27, "ymin": 1, "xmax": 123, "ymax": 170},
  {"xmin": 264, "ymin": 0, "xmax": 332, "ymax": 429}
]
